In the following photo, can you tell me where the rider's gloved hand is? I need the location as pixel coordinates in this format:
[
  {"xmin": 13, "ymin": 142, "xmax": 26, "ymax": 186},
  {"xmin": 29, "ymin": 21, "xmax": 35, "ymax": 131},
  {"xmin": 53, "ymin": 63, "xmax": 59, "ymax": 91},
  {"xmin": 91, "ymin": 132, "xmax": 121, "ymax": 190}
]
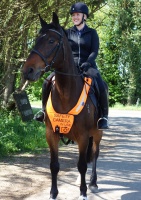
[{"xmin": 80, "ymin": 62, "xmax": 91, "ymax": 72}]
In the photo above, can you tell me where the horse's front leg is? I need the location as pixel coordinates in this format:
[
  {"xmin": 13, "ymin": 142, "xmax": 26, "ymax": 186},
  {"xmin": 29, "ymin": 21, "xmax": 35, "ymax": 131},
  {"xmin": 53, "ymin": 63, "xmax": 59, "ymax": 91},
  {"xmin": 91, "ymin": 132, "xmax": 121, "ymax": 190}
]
[
  {"xmin": 89, "ymin": 133, "xmax": 102, "ymax": 193},
  {"xmin": 50, "ymin": 155, "xmax": 59, "ymax": 199},
  {"xmin": 78, "ymin": 138, "xmax": 89, "ymax": 200},
  {"xmin": 46, "ymin": 131, "xmax": 60, "ymax": 200}
]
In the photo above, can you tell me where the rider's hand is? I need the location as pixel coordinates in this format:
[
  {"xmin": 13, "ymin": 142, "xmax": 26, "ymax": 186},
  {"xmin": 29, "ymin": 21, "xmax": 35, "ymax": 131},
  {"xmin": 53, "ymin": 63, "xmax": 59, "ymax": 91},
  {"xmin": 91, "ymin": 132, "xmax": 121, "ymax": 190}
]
[{"xmin": 80, "ymin": 62, "xmax": 91, "ymax": 72}]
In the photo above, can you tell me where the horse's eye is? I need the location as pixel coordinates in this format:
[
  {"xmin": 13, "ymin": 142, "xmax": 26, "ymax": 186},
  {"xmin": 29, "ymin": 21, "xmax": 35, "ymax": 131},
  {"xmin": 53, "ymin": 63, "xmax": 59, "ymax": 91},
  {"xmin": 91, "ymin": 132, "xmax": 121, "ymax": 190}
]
[{"xmin": 49, "ymin": 39, "xmax": 55, "ymax": 44}]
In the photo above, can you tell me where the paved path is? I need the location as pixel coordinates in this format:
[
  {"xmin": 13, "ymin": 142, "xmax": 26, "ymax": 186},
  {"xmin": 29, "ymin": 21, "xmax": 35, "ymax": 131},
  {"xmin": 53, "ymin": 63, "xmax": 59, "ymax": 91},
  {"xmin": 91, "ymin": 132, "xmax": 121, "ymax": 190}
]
[{"xmin": 25, "ymin": 110, "xmax": 141, "ymax": 200}]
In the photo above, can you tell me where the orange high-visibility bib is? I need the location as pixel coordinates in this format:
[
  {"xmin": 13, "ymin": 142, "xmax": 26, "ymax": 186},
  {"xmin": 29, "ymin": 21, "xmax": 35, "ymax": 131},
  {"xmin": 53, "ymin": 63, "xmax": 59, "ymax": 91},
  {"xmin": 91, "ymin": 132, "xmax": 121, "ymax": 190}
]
[{"xmin": 46, "ymin": 77, "xmax": 92, "ymax": 134}]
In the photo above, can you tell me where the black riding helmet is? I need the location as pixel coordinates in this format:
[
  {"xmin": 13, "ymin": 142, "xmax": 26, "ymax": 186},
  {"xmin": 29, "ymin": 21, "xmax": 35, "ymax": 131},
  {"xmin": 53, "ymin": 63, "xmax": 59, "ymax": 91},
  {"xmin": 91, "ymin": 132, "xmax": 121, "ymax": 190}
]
[{"xmin": 70, "ymin": 2, "xmax": 89, "ymax": 17}]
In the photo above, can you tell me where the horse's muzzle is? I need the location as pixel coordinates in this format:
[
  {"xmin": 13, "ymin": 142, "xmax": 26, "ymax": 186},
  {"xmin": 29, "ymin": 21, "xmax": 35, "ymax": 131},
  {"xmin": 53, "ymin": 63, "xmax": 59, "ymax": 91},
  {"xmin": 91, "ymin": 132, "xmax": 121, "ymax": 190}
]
[{"xmin": 23, "ymin": 67, "xmax": 42, "ymax": 81}]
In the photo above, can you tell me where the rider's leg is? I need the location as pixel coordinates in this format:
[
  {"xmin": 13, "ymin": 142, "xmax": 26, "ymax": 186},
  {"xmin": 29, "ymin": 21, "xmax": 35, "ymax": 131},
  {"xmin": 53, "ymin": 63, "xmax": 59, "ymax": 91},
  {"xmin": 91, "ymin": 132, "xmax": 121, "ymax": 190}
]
[
  {"xmin": 34, "ymin": 72, "xmax": 55, "ymax": 122},
  {"xmin": 84, "ymin": 67, "xmax": 109, "ymax": 130},
  {"xmin": 95, "ymin": 73, "xmax": 109, "ymax": 130}
]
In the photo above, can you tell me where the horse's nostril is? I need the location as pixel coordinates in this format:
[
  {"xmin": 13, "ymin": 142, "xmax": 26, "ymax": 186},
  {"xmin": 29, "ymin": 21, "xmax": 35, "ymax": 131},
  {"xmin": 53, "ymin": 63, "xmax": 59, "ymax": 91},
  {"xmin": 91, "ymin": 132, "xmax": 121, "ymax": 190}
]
[
  {"xmin": 28, "ymin": 67, "xmax": 34, "ymax": 74},
  {"xmin": 23, "ymin": 67, "xmax": 35, "ymax": 80}
]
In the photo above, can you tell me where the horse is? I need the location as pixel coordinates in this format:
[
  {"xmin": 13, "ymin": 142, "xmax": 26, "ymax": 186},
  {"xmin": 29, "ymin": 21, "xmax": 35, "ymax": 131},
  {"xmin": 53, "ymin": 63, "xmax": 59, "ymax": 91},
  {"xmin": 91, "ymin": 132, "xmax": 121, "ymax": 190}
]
[{"xmin": 22, "ymin": 12, "xmax": 103, "ymax": 200}]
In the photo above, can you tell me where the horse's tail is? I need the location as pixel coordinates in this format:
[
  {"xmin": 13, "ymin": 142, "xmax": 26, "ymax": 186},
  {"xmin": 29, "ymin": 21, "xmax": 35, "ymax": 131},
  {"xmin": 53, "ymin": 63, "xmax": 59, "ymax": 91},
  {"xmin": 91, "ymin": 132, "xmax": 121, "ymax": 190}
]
[{"xmin": 86, "ymin": 136, "xmax": 94, "ymax": 163}]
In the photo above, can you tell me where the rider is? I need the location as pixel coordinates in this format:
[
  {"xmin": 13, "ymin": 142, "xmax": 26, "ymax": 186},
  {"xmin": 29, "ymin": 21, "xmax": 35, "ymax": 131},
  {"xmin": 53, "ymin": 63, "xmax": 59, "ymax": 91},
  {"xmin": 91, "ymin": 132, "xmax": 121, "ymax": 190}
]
[{"xmin": 34, "ymin": 2, "xmax": 109, "ymax": 130}]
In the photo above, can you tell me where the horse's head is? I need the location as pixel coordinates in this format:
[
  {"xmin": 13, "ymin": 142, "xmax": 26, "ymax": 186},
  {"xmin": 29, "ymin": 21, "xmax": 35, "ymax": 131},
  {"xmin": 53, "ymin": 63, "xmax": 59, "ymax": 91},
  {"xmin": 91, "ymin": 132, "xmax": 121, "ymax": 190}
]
[{"xmin": 22, "ymin": 12, "xmax": 64, "ymax": 81}]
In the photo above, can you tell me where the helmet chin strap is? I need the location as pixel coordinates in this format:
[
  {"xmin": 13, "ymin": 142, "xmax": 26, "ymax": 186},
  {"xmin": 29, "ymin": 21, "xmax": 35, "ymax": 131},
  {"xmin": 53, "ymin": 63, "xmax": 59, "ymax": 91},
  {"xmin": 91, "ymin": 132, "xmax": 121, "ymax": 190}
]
[{"xmin": 76, "ymin": 14, "xmax": 85, "ymax": 27}]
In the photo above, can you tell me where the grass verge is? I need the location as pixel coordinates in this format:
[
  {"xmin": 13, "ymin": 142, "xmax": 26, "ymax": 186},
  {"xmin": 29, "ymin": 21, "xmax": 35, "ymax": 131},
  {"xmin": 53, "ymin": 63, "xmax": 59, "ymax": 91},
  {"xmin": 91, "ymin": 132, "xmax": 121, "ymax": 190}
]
[
  {"xmin": 110, "ymin": 103, "xmax": 141, "ymax": 111},
  {"xmin": 0, "ymin": 108, "xmax": 47, "ymax": 157},
  {"xmin": 1, "ymin": 102, "xmax": 140, "ymax": 157}
]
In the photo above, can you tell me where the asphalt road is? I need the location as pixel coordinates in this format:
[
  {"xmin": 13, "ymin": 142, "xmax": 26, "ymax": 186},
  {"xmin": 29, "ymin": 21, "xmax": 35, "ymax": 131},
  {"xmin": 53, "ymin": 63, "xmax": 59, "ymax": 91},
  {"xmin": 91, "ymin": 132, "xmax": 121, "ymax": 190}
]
[{"xmin": 25, "ymin": 109, "xmax": 141, "ymax": 200}]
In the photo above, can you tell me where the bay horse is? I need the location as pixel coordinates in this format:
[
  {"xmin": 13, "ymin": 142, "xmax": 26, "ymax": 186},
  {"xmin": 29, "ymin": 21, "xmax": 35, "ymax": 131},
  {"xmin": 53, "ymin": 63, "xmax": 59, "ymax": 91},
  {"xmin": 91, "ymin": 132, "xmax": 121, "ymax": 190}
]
[{"xmin": 22, "ymin": 12, "xmax": 103, "ymax": 200}]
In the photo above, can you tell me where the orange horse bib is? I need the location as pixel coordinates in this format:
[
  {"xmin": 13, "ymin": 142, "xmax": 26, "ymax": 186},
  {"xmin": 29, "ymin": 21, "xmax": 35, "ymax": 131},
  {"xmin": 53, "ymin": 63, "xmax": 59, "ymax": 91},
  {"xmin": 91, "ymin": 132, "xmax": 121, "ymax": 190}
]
[{"xmin": 46, "ymin": 77, "xmax": 92, "ymax": 134}]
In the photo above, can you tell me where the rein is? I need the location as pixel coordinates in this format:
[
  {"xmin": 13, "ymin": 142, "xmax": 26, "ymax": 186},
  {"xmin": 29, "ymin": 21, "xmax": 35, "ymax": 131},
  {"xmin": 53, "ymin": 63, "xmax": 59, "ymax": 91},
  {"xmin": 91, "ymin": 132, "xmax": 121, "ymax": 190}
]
[
  {"xmin": 55, "ymin": 70, "xmax": 83, "ymax": 77},
  {"xmin": 33, "ymin": 28, "xmax": 85, "ymax": 145}
]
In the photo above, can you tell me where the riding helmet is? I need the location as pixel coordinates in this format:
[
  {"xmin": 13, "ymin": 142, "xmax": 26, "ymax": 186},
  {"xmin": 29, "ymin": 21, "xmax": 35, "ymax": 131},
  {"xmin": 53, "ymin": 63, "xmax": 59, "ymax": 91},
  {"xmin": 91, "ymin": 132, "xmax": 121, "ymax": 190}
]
[{"xmin": 70, "ymin": 2, "xmax": 89, "ymax": 17}]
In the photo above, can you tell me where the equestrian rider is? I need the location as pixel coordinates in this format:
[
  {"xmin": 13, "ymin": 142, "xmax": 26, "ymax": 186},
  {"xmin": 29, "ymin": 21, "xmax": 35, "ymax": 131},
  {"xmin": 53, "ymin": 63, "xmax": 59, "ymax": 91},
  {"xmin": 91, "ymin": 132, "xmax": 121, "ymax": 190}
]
[{"xmin": 34, "ymin": 2, "xmax": 109, "ymax": 130}]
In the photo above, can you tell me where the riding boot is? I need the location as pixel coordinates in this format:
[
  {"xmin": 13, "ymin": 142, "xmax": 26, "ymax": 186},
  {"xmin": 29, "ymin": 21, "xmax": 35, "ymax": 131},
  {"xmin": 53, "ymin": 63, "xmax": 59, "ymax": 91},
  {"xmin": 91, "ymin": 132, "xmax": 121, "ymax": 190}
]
[
  {"xmin": 33, "ymin": 72, "xmax": 55, "ymax": 123},
  {"xmin": 97, "ymin": 90, "xmax": 109, "ymax": 130}
]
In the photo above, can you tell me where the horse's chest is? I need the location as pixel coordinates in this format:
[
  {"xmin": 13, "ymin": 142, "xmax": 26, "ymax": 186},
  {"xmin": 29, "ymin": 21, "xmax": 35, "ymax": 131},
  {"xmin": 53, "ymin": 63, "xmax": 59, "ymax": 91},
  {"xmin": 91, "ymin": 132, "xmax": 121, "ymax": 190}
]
[{"xmin": 46, "ymin": 77, "xmax": 93, "ymax": 134}]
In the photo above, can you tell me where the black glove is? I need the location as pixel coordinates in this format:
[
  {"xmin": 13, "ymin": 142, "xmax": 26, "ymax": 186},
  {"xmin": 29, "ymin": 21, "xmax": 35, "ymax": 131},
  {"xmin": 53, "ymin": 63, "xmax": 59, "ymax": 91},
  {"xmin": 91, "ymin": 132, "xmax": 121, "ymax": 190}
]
[{"xmin": 80, "ymin": 62, "xmax": 91, "ymax": 72}]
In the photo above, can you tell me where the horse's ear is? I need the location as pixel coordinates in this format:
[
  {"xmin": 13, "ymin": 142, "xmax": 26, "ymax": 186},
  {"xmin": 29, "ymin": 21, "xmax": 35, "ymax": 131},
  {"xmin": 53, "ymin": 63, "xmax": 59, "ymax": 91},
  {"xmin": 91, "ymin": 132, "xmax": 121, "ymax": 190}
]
[
  {"xmin": 39, "ymin": 14, "xmax": 48, "ymax": 28},
  {"xmin": 52, "ymin": 12, "xmax": 60, "ymax": 27}
]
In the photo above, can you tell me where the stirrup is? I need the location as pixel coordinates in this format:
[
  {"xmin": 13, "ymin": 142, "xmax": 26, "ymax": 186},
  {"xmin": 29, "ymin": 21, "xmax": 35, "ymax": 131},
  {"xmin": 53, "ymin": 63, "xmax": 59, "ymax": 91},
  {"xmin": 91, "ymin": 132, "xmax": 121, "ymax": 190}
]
[
  {"xmin": 97, "ymin": 117, "xmax": 109, "ymax": 130},
  {"xmin": 33, "ymin": 110, "xmax": 45, "ymax": 123}
]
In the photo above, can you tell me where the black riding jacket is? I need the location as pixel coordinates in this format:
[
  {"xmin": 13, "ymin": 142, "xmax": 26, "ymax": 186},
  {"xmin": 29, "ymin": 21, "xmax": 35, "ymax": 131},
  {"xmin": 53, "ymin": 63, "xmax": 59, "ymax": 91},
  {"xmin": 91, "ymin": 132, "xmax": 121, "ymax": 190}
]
[{"xmin": 67, "ymin": 25, "xmax": 99, "ymax": 69}]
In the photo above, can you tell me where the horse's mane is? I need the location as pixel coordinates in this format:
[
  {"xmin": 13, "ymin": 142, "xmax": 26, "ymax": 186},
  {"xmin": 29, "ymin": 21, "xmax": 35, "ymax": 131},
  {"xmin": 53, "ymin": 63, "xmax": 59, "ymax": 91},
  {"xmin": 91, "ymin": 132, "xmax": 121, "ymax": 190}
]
[{"xmin": 61, "ymin": 26, "xmax": 68, "ymax": 37}]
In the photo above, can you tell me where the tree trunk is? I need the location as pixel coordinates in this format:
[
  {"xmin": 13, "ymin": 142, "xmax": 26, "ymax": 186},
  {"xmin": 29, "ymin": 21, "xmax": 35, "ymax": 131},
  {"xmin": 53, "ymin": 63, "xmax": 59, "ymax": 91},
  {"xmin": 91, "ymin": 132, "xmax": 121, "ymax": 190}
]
[{"xmin": 2, "ymin": 65, "xmax": 16, "ymax": 107}]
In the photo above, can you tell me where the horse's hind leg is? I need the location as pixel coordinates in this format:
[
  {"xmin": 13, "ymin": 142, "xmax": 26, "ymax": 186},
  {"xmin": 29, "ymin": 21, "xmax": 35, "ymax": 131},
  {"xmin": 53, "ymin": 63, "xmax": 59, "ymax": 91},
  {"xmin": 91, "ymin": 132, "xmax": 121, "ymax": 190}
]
[
  {"xmin": 89, "ymin": 132, "xmax": 102, "ymax": 193},
  {"xmin": 77, "ymin": 138, "xmax": 89, "ymax": 200}
]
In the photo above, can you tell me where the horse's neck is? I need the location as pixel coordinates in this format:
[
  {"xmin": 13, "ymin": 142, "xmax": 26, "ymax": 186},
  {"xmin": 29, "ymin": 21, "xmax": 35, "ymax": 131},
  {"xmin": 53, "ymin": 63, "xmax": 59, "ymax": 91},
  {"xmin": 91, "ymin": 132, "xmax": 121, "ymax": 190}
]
[
  {"xmin": 55, "ymin": 60, "xmax": 78, "ymax": 95},
  {"xmin": 52, "ymin": 37, "xmax": 83, "ymax": 111},
  {"xmin": 55, "ymin": 44, "xmax": 80, "ymax": 98},
  {"xmin": 55, "ymin": 74, "xmax": 77, "ymax": 98},
  {"xmin": 53, "ymin": 61, "xmax": 83, "ymax": 112}
]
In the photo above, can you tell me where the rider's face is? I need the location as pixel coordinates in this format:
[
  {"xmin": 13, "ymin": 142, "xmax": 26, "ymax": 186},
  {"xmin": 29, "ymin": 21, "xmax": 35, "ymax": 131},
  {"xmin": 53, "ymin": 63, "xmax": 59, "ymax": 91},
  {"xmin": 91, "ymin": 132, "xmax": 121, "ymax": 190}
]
[{"xmin": 71, "ymin": 13, "xmax": 83, "ymax": 26}]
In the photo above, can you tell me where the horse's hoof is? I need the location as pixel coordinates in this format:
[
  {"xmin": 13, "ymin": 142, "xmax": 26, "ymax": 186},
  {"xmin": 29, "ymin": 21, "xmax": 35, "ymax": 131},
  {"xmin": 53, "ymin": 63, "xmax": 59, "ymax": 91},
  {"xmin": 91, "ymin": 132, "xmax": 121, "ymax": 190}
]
[
  {"xmin": 49, "ymin": 198, "xmax": 57, "ymax": 200},
  {"xmin": 88, "ymin": 185, "xmax": 98, "ymax": 193},
  {"xmin": 78, "ymin": 195, "xmax": 88, "ymax": 200}
]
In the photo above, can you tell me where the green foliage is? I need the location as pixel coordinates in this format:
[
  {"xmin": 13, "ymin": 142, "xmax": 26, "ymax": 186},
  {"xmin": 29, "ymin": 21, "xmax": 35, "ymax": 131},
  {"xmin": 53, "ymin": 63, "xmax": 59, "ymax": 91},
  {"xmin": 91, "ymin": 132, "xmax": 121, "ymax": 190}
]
[
  {"xmin": 0, "ymin": 0, "xmax": 141, "ymax": 107},
  {"xmin": 95, "ymin": 0, "xmax": 141, "ymax": 105},
  {"xmin": 0, "ymin": 0, "xmax": 141, "ymax": 157},
  {"xmin": 0, "ymin": 108, "xmax": 47, "ymax": 157},
  {"xmin": 26, "ymin": 72, "xmax": 51, "ymax": 101},
  {"xmin": 0, "ymin": 0, "xmax": 107, "ymax": 107}
]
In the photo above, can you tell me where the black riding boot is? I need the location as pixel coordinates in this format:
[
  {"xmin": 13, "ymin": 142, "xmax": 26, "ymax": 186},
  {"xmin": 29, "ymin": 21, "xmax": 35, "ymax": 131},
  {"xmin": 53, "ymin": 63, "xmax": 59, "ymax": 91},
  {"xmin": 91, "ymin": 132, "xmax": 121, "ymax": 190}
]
[
  {"xmin": 97, "ymin": 90, "xmax": 109, "ymax": 130},
  {"xmin": 33, "ymin": 72, "xmax": 55, "ymax": 123}
]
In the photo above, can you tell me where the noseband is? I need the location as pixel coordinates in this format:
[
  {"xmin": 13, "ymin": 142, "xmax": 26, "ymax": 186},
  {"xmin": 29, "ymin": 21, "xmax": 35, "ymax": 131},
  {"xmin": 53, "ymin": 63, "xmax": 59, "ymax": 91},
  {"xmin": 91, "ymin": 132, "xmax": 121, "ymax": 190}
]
[{"xmin": 32, "ymin": 29, "xmax": 63, "ymax": 72}]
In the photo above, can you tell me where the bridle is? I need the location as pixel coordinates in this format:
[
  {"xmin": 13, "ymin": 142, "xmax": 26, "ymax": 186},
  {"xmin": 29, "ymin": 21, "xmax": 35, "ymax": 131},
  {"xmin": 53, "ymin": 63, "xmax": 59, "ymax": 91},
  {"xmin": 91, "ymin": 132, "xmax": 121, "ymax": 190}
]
[
  {"xmin": 31, "ymin": 29, "xmax": 63, "ymax": 72},
  {"xmin": 31, "ymin": 28, "xmax": 83, "ymax": 77}
]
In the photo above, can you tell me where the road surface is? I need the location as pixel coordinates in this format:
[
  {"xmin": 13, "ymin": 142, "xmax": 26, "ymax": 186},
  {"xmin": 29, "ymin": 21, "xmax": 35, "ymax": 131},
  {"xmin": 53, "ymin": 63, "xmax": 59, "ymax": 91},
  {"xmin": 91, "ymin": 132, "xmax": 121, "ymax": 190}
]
[
  {"xmin": 25, "ymin": 110, "xmax": 141, "ymax": 200},
  {"xmin": 0, "ymin": 109, "xmax": 141, "ymax": 200}
]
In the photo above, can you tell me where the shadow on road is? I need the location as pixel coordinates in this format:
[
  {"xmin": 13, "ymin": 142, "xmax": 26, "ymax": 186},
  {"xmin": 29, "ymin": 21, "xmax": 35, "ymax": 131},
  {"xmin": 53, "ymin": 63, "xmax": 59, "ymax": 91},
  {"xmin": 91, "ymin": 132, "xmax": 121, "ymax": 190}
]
[{"xmin": 0, "ymin": 113, "xmax": 141, "ymax": 200}]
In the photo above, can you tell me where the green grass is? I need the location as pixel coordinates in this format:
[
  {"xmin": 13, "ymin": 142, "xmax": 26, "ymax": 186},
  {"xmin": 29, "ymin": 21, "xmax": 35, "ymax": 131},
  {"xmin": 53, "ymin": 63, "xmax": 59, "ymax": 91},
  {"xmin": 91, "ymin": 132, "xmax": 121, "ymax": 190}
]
[
  {"xmin": 31, "ymin": 100, "xmax": 141, "ymax": 111},
  {"xmin": 0, "ymin": 108, "xmax": 47, "ymax": 157},
  {"xmin": 31, "ymin": 101, "xmax": 42, "ymax": 108},
  {"xmin": 110, "ymin": 103, "xmax": 141, "ymax": 111},
  {"xmin": 0, "ymin": 102, "xmax": 140, "ymax": 157}
]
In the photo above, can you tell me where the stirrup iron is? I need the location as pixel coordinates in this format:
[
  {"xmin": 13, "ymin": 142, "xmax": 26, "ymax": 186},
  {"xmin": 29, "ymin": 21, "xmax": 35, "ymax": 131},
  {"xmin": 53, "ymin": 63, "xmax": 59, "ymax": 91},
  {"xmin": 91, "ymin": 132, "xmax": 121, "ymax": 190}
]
[
  {"xmin": 33, "ymin": 110, "xmax": 45, "ymax": 122},
  {"xmin": 97, "ymin": 117, "xmax": 109, "ymax": 130}
]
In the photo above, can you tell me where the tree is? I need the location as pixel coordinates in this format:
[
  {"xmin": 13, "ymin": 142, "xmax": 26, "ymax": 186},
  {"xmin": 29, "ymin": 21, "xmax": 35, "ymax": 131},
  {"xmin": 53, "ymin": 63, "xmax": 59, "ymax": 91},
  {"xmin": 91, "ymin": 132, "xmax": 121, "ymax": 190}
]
[
  {"xmin": 96, "ymin": 0, "xmax": 141, "ymax": 105},
  {"xmin": 1, "ymin": 0, "xmax": 140, "ymax": 108},
  {"xmin": 0, "ymin": 0, "xmax": 107, "ymax": 109}
]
